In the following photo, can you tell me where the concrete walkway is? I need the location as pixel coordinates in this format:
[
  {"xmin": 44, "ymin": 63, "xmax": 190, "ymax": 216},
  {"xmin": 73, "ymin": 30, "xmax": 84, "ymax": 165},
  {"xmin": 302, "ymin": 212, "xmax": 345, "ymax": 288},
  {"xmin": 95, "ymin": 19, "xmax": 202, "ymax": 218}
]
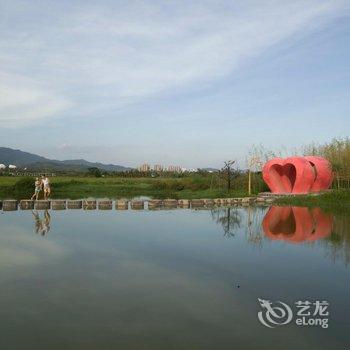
[{"xmin": 0, "ymin": 196, "xmax": 275, "ymax": 211}]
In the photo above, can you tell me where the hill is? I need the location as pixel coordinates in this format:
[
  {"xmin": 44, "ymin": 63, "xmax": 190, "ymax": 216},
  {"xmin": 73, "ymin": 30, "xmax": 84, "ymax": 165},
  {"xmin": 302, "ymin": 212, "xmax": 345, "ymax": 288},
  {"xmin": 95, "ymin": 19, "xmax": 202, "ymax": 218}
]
[{"xmin": 0, "ymin": 147, "xmax": 132, "ymax": 172}]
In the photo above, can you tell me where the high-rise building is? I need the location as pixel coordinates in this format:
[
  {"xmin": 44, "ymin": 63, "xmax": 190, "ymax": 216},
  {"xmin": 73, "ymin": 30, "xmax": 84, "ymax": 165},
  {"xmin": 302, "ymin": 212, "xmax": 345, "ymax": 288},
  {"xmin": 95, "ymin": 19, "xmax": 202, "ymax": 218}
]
[
  {"xmin": 167, "ymin": 165, "xmax": 182, "ymax": 173},
  {"xmin": 138, "ymin": 163, "xmax": 151, "ymax": 172},
  {"xmin": 154, "ymin": 164, "xmax": 163, "ymax": 172}
]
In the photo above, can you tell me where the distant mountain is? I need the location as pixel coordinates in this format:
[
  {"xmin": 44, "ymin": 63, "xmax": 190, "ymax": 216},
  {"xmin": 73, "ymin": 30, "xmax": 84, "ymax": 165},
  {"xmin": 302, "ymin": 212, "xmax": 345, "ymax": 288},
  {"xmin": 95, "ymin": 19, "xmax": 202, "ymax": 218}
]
[
  {"xmin": 0, "ymin": 147, "xmax": 132, "ymax": 172},
  {"xmin": 201, "ymin": 167, "xmax": 219, "ymax": 172},
  {"xmin": 0, "ymin": 147, "xmax": 48, "ymax": 166}
]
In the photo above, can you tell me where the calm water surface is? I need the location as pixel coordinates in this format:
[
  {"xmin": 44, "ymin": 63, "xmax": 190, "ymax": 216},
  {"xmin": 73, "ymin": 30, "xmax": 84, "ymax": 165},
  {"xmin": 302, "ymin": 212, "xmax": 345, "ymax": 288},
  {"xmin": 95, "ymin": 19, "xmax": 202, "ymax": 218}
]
[{"xmin": 0, "ymin": 206, "xmax": 349, "ymax": 350}]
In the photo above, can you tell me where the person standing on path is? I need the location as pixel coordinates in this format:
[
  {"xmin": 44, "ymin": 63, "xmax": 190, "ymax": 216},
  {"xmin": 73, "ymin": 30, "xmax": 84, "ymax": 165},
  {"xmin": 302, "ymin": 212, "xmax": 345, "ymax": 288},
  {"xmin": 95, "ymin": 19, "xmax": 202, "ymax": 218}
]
[
  {"xmin": 42, "ymin": 175, "xmax": 51, "ymax": 199},
  {"xmin": 31, "ymin": 178, "xmax": 42, "ymax": 200}
]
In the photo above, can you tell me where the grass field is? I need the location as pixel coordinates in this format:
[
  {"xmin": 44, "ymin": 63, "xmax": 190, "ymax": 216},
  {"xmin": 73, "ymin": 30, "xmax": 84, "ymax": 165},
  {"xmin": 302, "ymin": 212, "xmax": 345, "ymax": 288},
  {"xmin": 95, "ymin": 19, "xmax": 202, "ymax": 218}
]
[
  {"xmin": 1, "ymin": 176, "xmax": 349, "ymax": 212},
  {"xmin": 275, "ymin": 189, "xmax": 350, "ymax": 213},
  {"xmin": 0, "ymin": 176, "xmax": 251, "ymax": 200}
]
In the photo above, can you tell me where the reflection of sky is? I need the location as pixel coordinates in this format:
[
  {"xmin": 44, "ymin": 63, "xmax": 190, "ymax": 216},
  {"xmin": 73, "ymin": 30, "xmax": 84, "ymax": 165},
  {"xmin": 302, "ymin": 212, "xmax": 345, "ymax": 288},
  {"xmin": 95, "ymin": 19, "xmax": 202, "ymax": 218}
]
[
  {"xmin": 0, "ymin": 216, "xmax": 66, "ymax": 270},
  {"xmin": 0, "ymin": 209, "xmax": 349, "ymax": 349}
]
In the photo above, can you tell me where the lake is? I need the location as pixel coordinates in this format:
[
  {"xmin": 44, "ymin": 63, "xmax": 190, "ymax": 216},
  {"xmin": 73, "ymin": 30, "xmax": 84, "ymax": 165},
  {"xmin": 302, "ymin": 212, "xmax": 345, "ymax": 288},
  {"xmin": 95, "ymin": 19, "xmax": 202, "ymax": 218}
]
[{"xmin": 0, "ymin": 206, "xmax": 349, "ymax": 350}]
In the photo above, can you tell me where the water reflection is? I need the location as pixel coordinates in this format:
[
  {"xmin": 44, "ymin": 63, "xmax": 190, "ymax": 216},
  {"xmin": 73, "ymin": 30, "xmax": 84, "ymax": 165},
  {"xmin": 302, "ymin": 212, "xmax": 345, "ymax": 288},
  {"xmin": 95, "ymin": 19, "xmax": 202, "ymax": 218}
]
[
  {"xmin": 210, "ymin": 205, "xmax": 336, "ymax": 245},
  {"xmin": 208, "ymin": 205, "xmax": 350, "ymax": 266},
  {"xmin": 26, "ymin": 206, "xmax": 337, "ymax": 246},
  {"xmin": 211, "ymin": 207, "xmax": 241, "ymax": 237},
  {"xmin": 31, "ymin": 210, "xmax": 51, "ymax": 235},
  {"xmin": 1, "ymin": 207, "xmax": 349, "ymax": 350},
  {"xmin": 262, "ymin": 206, "xmax": 333, "ymax": 243},
  {"xmin": 19, "ymin": 205, "xmax": 350, "ymax": 266},
  {"xmin": 321, "ymin": 213, "xmax": 350, "ymax": 266},
  {"xmin": 210, "ymin": 207, "xmax": 266, "ymax": 245}
]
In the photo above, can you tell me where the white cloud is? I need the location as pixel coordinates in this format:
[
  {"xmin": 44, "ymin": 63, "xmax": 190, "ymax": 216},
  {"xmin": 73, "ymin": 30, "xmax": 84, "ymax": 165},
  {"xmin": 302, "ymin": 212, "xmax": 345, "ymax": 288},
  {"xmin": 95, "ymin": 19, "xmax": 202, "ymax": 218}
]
[
  {"xmin": 0, "ymin": 0, "xmax": 348, "ymax": 127},
  {"xmin": 0, "ymin": 73, "xmax": 71, "ymax": 127}
]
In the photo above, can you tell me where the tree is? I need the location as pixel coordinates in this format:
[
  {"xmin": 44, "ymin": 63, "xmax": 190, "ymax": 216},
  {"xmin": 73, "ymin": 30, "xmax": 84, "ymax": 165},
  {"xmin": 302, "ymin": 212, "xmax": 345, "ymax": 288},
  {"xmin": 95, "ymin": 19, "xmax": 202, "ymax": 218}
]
[
  {"xmin": 247, "ymin": 156, "xmax": 263, "ymax": 195},
  {"xmin": 87, "ymin": 167, "xmax": 102, "ymax": 177},
  {"xmin": 220, "ymin": 160, "xmax": 236, "ymax": 192},
  {"xmin": 303, "ymin": 137, "xmax": 350, "ymax": 188},
  {"xmin": 247, "ymin": 144, "xmax": 275, "ymax": 195}
]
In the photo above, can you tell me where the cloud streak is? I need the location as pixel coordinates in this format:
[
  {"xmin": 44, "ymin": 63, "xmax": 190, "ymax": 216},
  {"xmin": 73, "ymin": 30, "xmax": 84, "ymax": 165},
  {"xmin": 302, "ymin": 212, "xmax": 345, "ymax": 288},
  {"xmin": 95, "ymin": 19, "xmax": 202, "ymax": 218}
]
[{"xmin": 0, "ymin": 0, "xmax": 348, "ymax": 127}]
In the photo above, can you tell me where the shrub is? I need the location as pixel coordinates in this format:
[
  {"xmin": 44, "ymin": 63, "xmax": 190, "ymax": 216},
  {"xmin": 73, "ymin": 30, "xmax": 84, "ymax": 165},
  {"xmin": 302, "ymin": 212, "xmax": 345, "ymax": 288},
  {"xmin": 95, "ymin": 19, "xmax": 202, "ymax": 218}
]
[
  {"xmin": 152, "ymin": 176, "xmax": 211, "ymax": 192},
  {"xmin": 52, "ymin": 179, "xmax": 84, "ymax": 188},
  {"xmin": 13, "ymin": 177, "xmax": 35, "ymax": 198},
  {"xmin": 152, "ymin": 179, "xmax": 185, "ymax": 191}
]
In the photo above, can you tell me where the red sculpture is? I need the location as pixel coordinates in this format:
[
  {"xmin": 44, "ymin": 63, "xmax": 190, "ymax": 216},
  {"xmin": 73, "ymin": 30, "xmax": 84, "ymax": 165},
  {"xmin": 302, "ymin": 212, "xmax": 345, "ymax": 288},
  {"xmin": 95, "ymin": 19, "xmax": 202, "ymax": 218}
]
[
  {"xmin": 262, "ymin": 206, "xmax": 333, "ymax": 243},
  {"xmin": 262, "ymin": 156, "xmax": 332, "ymax": 194},
  {"xmin": 304, "ymin": 156, "xmax": 333, "ymax": 192}
]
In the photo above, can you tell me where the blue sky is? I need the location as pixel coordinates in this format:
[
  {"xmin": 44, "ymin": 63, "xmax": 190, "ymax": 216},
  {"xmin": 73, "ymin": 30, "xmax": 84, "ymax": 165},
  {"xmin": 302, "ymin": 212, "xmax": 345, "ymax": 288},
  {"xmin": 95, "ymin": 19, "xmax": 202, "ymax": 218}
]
[{"xmin": 0, "ymin": 0, "xmax": 349, "ymax": 168}]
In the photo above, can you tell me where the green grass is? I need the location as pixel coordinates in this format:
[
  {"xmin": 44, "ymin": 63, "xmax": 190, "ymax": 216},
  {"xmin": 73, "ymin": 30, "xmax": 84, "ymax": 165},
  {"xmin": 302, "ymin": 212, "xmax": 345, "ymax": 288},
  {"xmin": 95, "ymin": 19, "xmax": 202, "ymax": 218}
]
[
  {"xmin": 0, "ymin": 177, "xmax": 15, "ymax": 199},
  {"xmin": 275, "ymin": 189, "xmax": 350, "ymax": 213},
  {"xmin": 0, "ymin": 176, "xmax": 252, "ymax": 200},
  {"xmin": 2, "ymin": 176, "xmax": 349, "ymax": 213}
]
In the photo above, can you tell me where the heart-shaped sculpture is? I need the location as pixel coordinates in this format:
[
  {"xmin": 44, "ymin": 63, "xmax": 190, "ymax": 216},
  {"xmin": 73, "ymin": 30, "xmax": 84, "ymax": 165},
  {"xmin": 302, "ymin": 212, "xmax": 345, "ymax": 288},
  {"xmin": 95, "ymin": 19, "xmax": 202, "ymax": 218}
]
[
  {"xmin": 262, "ymin": 156, "xmax": 315, "ymax": 194},
  {"xmin": 304, "ymin": 156, "xmax": 333, "ymax": 192}
]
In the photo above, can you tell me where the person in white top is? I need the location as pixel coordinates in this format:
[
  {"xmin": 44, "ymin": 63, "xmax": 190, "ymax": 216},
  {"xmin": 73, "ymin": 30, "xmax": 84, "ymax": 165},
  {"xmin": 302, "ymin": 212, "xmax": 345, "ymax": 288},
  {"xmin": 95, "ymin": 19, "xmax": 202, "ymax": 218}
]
[{"xmin": 42, "ymin": 175, "xmax": 51, "ymax": 199}]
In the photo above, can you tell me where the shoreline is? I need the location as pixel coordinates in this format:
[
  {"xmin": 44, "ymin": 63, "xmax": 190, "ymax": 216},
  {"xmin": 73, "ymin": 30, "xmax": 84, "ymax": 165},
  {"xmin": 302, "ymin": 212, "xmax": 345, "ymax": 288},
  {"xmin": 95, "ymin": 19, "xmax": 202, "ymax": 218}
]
[{"xmin": 275, "ymin": 189, "xmax": 350, "ymax": 213}]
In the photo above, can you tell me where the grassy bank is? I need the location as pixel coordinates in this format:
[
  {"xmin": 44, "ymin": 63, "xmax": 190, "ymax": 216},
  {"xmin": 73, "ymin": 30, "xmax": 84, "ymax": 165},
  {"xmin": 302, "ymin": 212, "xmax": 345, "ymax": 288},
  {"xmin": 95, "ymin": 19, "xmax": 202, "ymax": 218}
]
[
  {"xmin": 0, "ymin": 176, "xmax": 253, "ymax": 200},
  {"xmin": 275, "ymin": 189, "xmax": 350, "ymax": 213}
]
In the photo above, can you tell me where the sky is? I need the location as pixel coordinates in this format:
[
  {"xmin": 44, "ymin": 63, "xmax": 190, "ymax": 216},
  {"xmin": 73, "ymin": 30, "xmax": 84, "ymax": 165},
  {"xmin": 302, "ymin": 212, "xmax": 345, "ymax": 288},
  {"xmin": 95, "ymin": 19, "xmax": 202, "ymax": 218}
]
[{"xmin": 0, "ymin": 0, "xmax": 349, "ymax": 168}]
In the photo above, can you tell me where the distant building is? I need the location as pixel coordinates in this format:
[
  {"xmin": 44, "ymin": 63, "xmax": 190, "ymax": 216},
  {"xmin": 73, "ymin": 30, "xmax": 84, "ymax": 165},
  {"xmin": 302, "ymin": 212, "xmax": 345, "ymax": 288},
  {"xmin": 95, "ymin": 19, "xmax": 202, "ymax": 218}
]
[
  {"xmin": 153, "ymin": 164, "xmax": 163, "ymax": 172},
  {"xmin": 167, "ymin": 165, "xmax": 182, "ymax": 173},
  {"xmin": 138, "ymin": 163, "xmax": 150, "ymax": 172},
  {"xmin": 0, "ymin": 164, "xmax": 6, "ymax": 170},
  {"xmin": 138, "ymin": 163, "xmax": 186, "ymax": 173},
  {"xmin": 8, "ymin": 164, "xmax": 17, "ymax": 169}
]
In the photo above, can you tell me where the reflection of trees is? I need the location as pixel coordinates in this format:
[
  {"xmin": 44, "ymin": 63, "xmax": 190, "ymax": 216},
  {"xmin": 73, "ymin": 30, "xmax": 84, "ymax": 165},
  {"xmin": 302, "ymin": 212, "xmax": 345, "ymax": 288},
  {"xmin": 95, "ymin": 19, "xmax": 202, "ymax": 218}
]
[
  {"xmin": 321, "ymin": 214, "xmax": 350, "ymax": 266},
  {"xmin": 210, "ymin": 205, "xmax": 350, "ymax": 266},
  {"xmin": 210, "ymin": 207, "xmax": 266, "ymax": 243},
  {"xmin": 211, "ymin": 207, "xmax": 242, "ymax": 237},
  {"xmin": 245, "ymin": 207, "xmax": 266, "ymax": 247}
]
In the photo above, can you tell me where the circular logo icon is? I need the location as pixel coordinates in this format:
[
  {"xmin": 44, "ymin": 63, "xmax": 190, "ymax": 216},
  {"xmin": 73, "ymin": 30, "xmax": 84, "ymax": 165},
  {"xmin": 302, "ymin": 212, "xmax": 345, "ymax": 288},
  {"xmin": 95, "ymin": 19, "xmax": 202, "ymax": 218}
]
[{"xmin": 258, "ymin": 298, "xmax": 293, "ymax": 328}]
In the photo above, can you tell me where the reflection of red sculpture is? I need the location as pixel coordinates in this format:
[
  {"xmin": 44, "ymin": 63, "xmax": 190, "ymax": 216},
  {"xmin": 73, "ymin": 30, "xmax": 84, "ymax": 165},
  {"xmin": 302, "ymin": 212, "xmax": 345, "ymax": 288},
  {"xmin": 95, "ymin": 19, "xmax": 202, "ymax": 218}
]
[
  {"xmin": 262, "ymin": 156, "xmax": 332, "ymax": 194},
  {"xmin": 262, "ymin": 206, "xmax": 333, "ymax": 243}
]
